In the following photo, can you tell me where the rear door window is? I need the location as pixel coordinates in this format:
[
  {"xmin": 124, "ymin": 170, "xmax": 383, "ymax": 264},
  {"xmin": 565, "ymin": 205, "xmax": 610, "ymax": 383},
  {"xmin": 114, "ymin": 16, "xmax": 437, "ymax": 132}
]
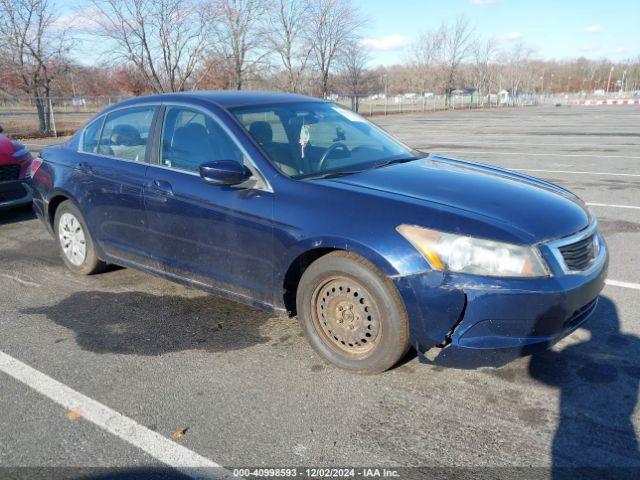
[{"xmin": 98, "ymin": 107, "xmax": 156, "ymax": 162}]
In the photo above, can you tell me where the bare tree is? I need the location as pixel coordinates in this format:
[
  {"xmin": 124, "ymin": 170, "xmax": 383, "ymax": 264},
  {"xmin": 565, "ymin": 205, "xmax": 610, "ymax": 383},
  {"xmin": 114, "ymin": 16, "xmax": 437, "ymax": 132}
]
[
  {"xmin": 0, "ymin": 0, "xmax": 70, "ymax": 133},
  {"xmin": 500, "ymin": 41, "xmax": 535, "ymax": 101},
  {"xmin": 307, "ymin": 0, "xmax": 364, "ymax": 98},
  {"xmin": 336, "ymin": 40, "xmax": 372, "ymax": 111},
  {"xmin": 439, "ymin": 16, "xmax": 474, "ymax": 104},
  {"xmin": 471, "ymin": 37, "xmax": 497, "ymax": 100},
  {"xmin": 264, "ymin": 0, "xmax": 312, "ymax": 92},
  {"xmin": 111, "ymin": 65, "xmax": 151, "ymax": 96},
  {"xmin": 195, "ymin": 54, "xmax": 235, "ymax": 90},
  {"xmin": 408, "ymin": 29, "xmax": 443, "ymax": 96},
  {"xmin": 89, "ymin": 0, "xmax": 210, "ymax": 93},
  {"xmin": 210, "ymin": 0, "xmax": 268, "ymax": 90},
  {"xmin": 627, "ymin": 56, "xmax": 640, "ymax": 92}
]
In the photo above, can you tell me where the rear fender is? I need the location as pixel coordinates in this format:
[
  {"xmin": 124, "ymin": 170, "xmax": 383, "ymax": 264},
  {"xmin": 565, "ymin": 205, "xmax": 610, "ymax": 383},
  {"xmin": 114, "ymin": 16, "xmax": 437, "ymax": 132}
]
[{"xmin": 45, "ymin": 188, "xmax": 107, "ymax": 260}]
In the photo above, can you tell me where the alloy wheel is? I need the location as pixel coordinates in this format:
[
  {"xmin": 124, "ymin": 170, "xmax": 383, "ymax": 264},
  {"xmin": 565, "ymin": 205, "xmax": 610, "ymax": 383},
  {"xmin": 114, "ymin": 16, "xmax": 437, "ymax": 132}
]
[{"xmin": 58, "ymin": 212, "xmax": 87, "ymax": 266}]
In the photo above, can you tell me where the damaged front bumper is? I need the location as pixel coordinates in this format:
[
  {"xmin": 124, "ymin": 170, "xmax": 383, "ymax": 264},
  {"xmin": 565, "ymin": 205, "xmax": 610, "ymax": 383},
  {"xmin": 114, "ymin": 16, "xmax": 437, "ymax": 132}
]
[{"xmin": 393, "ymin": 241, "xmax": 608, "ymax": 356}]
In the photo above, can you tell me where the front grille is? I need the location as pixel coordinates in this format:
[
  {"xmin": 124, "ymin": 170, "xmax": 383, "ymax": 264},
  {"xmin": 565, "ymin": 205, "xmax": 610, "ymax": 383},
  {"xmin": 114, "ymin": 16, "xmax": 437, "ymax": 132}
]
[
  {"xmin": 0, "ymin": 164, "xmax": 21, "ymax": 182},
  {"xmin": 559, "ymin": 234, "xmax": 597, "ymax": 271}
]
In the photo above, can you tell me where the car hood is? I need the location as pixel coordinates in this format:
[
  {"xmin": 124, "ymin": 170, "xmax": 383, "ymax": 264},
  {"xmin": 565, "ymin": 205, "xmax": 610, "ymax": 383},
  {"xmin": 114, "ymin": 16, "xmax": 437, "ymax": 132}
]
[{"xmin": 326, "ymin": 154, "xmax": 591, "ymax": 243}]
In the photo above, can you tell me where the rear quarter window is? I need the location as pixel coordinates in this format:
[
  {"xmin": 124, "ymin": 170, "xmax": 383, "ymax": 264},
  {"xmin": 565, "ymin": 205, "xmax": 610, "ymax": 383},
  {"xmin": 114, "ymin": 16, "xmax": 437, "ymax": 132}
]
[
  {"xmin": 82, "ymin": 117, "xmax": 104, "ymax": 153},
  {"xmin": 98, "ymin": 107, "xmax": 156, "ymax": 162}
]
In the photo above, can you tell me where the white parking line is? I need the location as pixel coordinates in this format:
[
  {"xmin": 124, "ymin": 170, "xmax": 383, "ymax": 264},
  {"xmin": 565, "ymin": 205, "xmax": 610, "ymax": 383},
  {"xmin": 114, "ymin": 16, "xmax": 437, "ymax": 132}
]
[
  {"xmin": 586, "ymin": 202, "xmax": 640, "ymax": 210},
  {"xmin": 606, "ymin": 280, "xmax": 640, "ymax": 291},
  {"xmin": 435, "ymin": 150, "xmax": 640, "ymax": 159},
  {"xmin": 0, "ymin": 351, "xmax": 229, "ymax": 480},
  {"xmin": 0, "ymin": 273, "xmax": 41, "ymax": 287},
  {"xmin": 425, "ymin": 141, "xmax": 637, "ymax": 148},
  {"xmin": 21, "ymin": 142, "xmax": 67, "ymax": 149},
  {"xmin": 413, "ymin": 131, "xmax": 640, "ymax": 137},
  {"xmin": 510, "ymin": 168, "xmax": 640, "ymax": 178}
]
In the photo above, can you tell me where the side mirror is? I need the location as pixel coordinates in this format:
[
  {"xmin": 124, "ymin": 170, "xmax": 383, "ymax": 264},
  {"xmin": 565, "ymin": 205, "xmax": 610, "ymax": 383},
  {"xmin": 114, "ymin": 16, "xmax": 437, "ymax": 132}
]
[{"xmin": 199, "ymin": 160, "xmax": 251, "ymax": 186}]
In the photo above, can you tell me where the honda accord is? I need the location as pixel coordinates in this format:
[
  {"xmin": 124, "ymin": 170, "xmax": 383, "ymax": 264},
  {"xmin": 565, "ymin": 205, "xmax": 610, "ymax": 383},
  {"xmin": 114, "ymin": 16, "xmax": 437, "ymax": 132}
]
[{"xmin": 30, "ymin": 92, "xmax": 608, "ymax": 373}]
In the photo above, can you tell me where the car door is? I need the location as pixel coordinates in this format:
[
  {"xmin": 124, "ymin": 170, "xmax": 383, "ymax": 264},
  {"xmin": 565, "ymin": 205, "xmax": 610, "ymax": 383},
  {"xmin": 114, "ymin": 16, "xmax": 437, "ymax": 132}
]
[
  {"xmin": 143, "ymin": 105, "xmax": 274, "ymax": 304},
  {"xmin": 77, "ymin": 105, "xmax": 158, "ymax": 264}
]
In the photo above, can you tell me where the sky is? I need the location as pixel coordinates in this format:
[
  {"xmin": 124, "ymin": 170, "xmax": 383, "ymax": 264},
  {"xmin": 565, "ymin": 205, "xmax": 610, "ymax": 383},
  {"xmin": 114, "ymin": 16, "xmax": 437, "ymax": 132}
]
[
  {"xmin": 354, "ymin": 0, "xmax": 640, "ymax": 65},
  {"xmin": 58, "ymin": 0, "xmax": 640, "ymax": 67}
]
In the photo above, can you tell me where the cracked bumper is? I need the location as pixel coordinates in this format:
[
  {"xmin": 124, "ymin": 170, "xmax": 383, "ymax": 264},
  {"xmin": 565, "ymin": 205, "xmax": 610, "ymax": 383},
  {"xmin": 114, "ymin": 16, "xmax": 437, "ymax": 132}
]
[{"xmin": 393, "ymin": 246, "xmax": 608, "ymax": 353}]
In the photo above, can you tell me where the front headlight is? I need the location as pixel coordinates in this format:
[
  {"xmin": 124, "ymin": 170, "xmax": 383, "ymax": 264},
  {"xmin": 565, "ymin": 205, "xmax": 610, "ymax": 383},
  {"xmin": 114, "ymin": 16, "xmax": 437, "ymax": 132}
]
[{"xmin": 397, "ymin": 225, "xmax": 550, "ymax": 278}]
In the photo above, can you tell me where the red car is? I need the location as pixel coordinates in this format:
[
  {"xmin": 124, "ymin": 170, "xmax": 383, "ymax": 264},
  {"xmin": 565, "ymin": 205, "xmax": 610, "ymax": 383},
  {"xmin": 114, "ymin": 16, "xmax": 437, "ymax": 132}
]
[{"xmin": 0, "ymin": 125, "xmax": 33, "ymax": 209}]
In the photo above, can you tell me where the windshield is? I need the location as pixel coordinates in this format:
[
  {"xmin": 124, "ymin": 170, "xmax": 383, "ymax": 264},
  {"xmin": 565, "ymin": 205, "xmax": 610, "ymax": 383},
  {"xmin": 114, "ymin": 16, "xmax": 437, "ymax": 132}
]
[{"xmin": 230, "ymin": 102, "xmax": 422, "ymax": 179}]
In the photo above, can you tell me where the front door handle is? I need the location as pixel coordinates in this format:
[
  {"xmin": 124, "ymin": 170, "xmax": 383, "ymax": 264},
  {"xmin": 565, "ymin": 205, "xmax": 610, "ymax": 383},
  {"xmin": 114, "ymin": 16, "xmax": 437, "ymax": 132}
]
[{"xmin": 151, "ymin": 179, "xmax": 173, "ymax": 195}]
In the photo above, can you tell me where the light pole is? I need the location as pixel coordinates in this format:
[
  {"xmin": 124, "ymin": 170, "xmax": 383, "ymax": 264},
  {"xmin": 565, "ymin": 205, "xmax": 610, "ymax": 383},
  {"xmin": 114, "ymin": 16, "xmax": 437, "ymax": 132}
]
[
  {"xmin": 606, "ymin": 66, "xmax": 614, "ymax": 94},
  {"xmin": 383, "ymin": 73, "xmax": 388, "ymax": 115},
  {"xmin": 621, "ymin": 70, "xmax": 627, "ymax": 93}
]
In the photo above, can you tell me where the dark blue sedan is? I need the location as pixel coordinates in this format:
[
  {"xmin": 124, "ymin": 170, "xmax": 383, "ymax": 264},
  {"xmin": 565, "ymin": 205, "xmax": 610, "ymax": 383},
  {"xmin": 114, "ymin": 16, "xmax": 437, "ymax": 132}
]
[{"xmin": 30, "ymin": 92, "xmax": 608, "ymax": 373}]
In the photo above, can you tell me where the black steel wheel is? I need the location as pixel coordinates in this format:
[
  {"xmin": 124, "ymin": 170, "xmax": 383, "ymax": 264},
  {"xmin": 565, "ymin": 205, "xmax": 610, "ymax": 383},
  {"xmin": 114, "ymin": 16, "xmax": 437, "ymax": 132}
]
[{"xmin": 297, "ymin": 251, "xmax": 410, "ymax": 374}]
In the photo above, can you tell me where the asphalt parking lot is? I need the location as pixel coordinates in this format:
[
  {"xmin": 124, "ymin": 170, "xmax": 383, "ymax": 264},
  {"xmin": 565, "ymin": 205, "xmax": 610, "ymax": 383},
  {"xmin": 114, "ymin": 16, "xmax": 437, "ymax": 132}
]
[{"xmin": 1, "ymin": 105, "xmax": 639, "ymax": 479}]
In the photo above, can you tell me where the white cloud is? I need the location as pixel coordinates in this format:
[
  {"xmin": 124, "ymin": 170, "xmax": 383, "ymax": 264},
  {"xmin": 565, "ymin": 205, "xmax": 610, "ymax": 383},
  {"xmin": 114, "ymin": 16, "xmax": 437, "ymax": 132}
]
[
  {"xmin": 501, "ymin": 32, "xmax": 523, "ymax": 42},
  {"xmin": 584, "ymin": 24, "xmax": 602, "ymax": 34},
  {"xmin": 51, "ymin": 5, "xmax": 104, "ymax": 32},
  {"xmin": 580, "ymin": 45, "xmax": 601, "ymax": 53},
  {"xmin": 471, "ymin": 0, "xmax": 504, "ymax": 5},
  {"xmin": 360, "ymin": 35, "xmax": 409, "ymax": 52}
]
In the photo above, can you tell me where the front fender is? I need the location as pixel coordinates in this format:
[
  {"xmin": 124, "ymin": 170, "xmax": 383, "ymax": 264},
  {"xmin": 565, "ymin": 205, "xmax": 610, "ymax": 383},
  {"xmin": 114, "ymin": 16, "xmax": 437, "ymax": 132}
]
[{"xmin": 277, "ymin": 235, "xmax": 400, "ymax": 282}]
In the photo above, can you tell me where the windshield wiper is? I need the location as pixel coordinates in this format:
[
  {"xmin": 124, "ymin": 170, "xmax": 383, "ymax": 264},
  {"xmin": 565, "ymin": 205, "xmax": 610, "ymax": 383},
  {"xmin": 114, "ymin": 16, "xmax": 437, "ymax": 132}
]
[
  {"xmin": 303, "ymin": 156, "xmax": 424, "ymax": 180},
  {"xmin": 373, "ymin": 156, "xmax": 423, "ymax": 170},
  {"xmin": 303, "ymin": 169, "xmax": 366, "ymax": 180}
]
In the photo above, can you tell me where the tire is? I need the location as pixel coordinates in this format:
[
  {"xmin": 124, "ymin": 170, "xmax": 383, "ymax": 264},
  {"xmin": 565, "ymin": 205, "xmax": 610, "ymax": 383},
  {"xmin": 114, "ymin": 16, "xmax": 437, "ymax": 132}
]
[
  {"xmin": 54, "ymin": 200, "xmax": 106, "ymax": 275},
  {"xmin": 296, "ymin": 251, "xmax": 410, "ymax": 374}
]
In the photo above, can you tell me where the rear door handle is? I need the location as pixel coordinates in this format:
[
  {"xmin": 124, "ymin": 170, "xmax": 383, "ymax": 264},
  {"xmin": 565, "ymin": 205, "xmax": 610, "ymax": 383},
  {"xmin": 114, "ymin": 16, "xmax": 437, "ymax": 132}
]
[
  {"xmin": 78, "ymin": 161, "xmax": 93, "ymax": 172},
  {"xmin": 151, "ymin": 179, "xmax": 173, "ymax": 195}
]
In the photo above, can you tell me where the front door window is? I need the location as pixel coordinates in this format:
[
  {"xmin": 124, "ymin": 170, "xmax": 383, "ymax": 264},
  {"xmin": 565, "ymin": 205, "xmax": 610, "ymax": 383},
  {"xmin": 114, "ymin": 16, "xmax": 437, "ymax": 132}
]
[{"xmin": 160, "ymin": 107, "xmax": 244, "ymax": 173}]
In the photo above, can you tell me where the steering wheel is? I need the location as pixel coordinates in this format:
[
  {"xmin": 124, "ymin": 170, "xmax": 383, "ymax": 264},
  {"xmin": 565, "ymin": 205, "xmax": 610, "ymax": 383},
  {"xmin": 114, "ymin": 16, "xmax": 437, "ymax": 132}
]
[{"xmin": 317, "ymin": 142, "xmax": 349, "ymax": 172}]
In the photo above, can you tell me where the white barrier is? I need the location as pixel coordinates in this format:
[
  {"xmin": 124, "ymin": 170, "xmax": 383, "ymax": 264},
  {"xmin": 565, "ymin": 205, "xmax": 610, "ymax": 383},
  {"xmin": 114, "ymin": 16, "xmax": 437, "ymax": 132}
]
[{"xmin": 573, "ymin": 98, "xmax": 640, "ymax": 106}]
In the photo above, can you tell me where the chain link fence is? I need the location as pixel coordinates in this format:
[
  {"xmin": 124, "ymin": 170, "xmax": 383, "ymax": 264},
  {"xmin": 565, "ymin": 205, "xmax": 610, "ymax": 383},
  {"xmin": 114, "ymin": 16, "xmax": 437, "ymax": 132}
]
[
  {"xmin": 339, "ymin": 91, "xmax": 640, "ymax": 115},
  {"xmin": 336, "ymin": 93, "xmax": 537, "ymax": 116},
  {"xmin": 0, "ymin": 96, "xmax": 129, "ymax": 138},
  {"xmin": 2, "ymin": 91, "xmax": 637, "ymax": 138}
]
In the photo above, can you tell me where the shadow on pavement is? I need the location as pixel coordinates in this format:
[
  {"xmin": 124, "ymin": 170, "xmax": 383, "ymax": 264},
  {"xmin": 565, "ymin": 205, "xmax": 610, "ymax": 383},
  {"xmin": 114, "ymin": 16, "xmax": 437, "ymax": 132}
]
[
  {"xmin": 529, "ymin": 296, "xmax": 640, "ymax": 479},
  {"xmin": 418, "ymin": 295, "xmax": 640, "ymax": 478},
  {"xmin": 2, "ymin": 467, "xmax": 193, "ymax": 479},
  {"xmin": 0, "ymin": 204, "xmax": 36, "ymax": 226},
  {"xmin": 75, "ymin": 467, "xmax": 191, "ymax": 479},
  {"xmin": 22, "ymin": 290, "xmax": 272, "ymax": 355}
]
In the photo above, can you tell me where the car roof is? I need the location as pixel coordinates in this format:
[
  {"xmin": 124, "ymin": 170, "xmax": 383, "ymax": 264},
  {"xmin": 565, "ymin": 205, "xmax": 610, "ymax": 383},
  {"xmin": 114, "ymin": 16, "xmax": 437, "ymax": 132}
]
[{"xmin": 103, "ymin": 91, "xmax": 326, "ymax": 113}]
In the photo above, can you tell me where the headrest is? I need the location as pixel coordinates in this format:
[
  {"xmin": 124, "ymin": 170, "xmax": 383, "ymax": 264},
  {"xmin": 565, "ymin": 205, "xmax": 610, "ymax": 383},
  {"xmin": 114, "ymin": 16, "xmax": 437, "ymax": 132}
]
[
  {"xmin": 249, "ymin": 121, "xmax": 273, "ymax": 145},
  {"xmin": 111, "ymin": 124, "xmax": 141, "ymax": 146}
]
